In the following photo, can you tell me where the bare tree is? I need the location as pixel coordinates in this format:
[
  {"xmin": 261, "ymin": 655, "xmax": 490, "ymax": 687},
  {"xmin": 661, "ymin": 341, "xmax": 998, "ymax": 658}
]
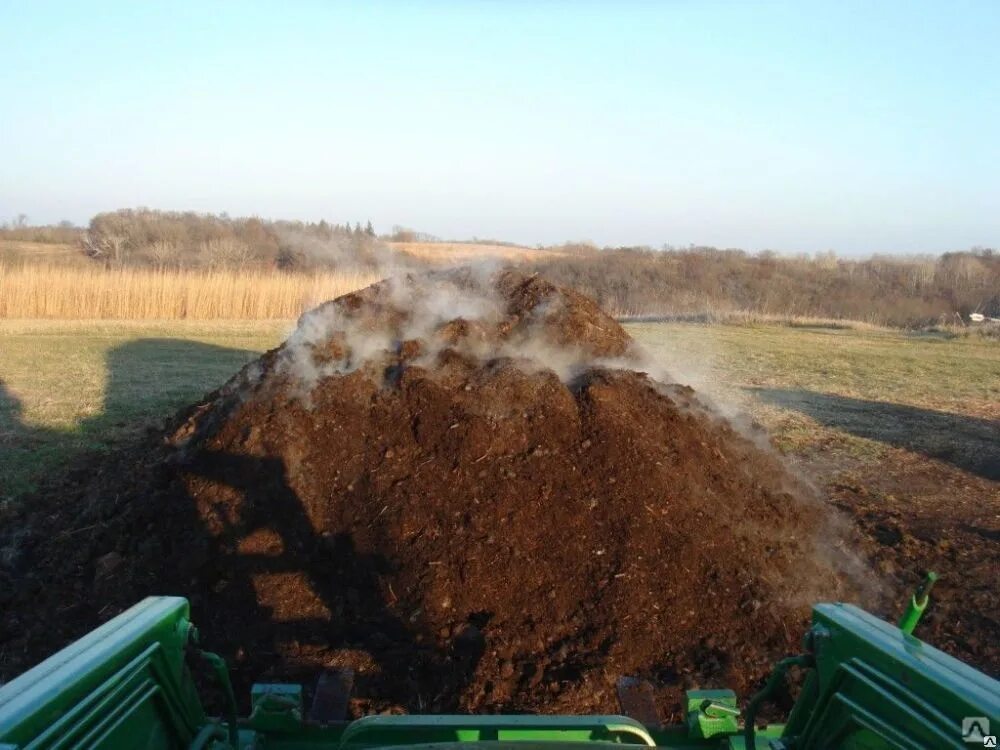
[
  {"xmin": 147, "ymin": 240, "xmax": 181, "ymax": 268},
  {"xmin": 202, "ymin": 238, "xmax": 254, "ymax": 269},
  {"xmin": 82, "ymin": 231, "xmax": 130, "ymax": 265},
  {"xmin": 104, "ymin": 234, "xmax": 130, "ymax": 266}
]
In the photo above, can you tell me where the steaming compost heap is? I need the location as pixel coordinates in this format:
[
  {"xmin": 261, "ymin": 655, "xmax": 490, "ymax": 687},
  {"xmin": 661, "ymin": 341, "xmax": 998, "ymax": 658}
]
[{"xmin": 1, "ymin": 270, "xmax": 861, "ymax": 719}]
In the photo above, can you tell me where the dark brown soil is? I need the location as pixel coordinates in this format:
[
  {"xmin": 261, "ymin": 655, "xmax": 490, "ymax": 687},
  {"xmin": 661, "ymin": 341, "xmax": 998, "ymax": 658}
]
[
  {"xmin": 2, "ymin": 271, "xmax": 872, "ymax": 720},
  {"xmin": 819, "ymin": 450, "xmax": 1000, "ymax": 676}
]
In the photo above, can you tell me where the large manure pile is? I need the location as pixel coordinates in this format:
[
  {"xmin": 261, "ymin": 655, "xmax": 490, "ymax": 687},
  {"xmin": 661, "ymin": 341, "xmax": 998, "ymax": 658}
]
[{"xmin": 1, "ymin": 270, "xmax": 860, "ymax": 720}]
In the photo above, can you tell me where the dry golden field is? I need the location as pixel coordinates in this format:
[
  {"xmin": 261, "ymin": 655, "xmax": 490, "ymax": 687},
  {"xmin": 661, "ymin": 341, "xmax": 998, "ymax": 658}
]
[
  {"xmin": 389, "ymin": 241, "xmax": 564, "ymax": 264},
  {"xmin": 0, "ymin": 239, "xmax": 90, "ymax": 267},
  {"xmin": 0, "ymin": 264, "xmax": 378, "ymax": 319},
  {"xmin": 0, "ymin": 240, "xmax": 565, "ymax": 320}
]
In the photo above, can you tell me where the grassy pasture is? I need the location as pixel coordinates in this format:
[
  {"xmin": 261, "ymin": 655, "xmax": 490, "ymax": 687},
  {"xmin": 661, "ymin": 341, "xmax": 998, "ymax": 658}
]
[
  {"xmin": 2, "ymin": 320, "xmax": 996, "ymax": 503},
  {"xmin": 630, "ymin": 323, "xmax": 999, "ymax": 480},
  {"xmin": 631, "ymin": 322, "xmax": 1000, "ymax": 428},
  {"xmin": 0, "ymin": 321, "xmax": 287, "ymax": 499}
]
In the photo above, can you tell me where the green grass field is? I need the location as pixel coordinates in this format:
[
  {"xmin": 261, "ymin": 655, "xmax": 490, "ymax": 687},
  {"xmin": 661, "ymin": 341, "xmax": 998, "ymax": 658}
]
[
  {"xmin": 0, "ymin": 321, "xmax": 288, "ymax": 500},
  {"xmin": 629, "ymin": 322, "xmax": 1000, "ymax": 469},
  {"xmin": 1, "ymin": 320, "xmax": 998, "ymax": 502}
]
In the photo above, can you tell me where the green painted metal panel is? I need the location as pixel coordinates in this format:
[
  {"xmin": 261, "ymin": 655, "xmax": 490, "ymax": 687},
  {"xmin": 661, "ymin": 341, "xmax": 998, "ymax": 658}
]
[
  {"xmin": 339, "ymin": 715, "xmax": 658, "ymax": 747},
  {"xmin": 0, "ymin": 597, "xmax": 206, "ymax": 749},
  {"xmin": 781, "ymin": 603, "xmax": 1000, "ymax": 749}
]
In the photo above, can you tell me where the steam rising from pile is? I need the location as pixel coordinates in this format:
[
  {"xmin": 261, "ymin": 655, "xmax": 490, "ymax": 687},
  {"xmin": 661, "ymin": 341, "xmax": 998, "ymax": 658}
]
[{"xmin": 275, "ymin": 267, "xmax": 641, "ymax": 396}]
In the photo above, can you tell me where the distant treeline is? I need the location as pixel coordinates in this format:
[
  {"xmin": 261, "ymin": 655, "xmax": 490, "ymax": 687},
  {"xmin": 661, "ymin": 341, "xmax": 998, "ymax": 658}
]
[
  {"xmin": 2, "ymin": 209, "xmax": 388, "ymax": 271},
  {"xmin": 527, "ymin": 246, "xmax": 1000, "ymax": 326},
  {"xmin": 0, "ymin": 215, "xmax": 81, "ymax": 245},
  {"xmin": 2, "ymin": 210, "xmax": 997, "ymax": 326}
]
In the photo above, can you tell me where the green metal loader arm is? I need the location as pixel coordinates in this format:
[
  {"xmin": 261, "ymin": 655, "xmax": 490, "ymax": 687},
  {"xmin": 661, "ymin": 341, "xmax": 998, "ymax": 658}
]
[
  {"xmin": 0, "ymin": 597, "xmax": 206, "ymax": 749},
  {"xmin": 777, "ymin": 602, "xmax": 1000, "ymax": 749}
]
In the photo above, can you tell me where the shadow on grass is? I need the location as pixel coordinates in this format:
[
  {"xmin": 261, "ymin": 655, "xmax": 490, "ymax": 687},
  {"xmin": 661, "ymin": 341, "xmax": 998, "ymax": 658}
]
[
  {"xmin": 751, "ymin": 387, "xmax": 1000, "ymax": 481},
  {"xmin": 0, "ymin": 338, "xmax": 260, "ymax": 499},
  {"xmin": 0, "ymin": 380, "xmax": 26, "ymax": 443}
]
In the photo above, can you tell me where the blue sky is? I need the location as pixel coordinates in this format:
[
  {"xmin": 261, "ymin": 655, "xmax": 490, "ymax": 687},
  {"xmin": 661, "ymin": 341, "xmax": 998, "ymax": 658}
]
[{"xmin": 1, "ymin": 1, "xmax": 998, "ymax": 254}]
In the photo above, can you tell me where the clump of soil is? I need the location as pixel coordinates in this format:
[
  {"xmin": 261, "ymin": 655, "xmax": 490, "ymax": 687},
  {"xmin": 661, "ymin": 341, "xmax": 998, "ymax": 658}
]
[{"xmin": 1, "ymin": 270, "xmax": 862, "ymax": 720}]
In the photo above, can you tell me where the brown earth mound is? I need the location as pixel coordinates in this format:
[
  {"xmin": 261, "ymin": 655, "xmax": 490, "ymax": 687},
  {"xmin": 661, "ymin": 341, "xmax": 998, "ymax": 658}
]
[{"xmin": 0, "ymin": 270, "xmax": 865, "ymax": 720}]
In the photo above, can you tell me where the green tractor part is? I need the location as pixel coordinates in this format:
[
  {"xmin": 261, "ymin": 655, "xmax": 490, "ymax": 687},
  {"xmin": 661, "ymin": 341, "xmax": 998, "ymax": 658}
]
[
  {"xmin": 1, "ymin": 578, "xmax": 997, "ymax": 749},
  {"xmin": 896, "ymin": 571, "xmax": 938, "ymax": 635}
]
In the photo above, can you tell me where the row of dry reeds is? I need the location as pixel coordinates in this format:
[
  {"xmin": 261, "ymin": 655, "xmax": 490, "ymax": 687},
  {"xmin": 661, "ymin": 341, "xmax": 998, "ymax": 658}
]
[{"xmin": 0, "ymin": 264, "xmax": 379, "ymax": 319}]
